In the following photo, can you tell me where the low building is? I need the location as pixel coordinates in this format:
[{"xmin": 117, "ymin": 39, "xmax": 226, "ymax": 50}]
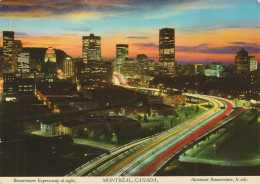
[
  {"xmin": 195, "ymin": 64, "xmax": 205, "ymax": 75},
  {"xmin": 40, "ymin": 122, "xmax": 59, "ymax": 135},
  {"xmin": 146, "ymin": 96, "xmax": 163, "ymax": 104}
]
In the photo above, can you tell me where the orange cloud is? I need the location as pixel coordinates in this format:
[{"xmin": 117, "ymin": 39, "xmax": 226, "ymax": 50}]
[{"xmin": 0, "ymin": 9, "xmax": 53, "ymax": 18}]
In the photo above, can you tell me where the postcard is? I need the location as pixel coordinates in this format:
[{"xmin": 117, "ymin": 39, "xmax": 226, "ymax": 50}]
[{"xmin": 0, "ymin": 0, "xmax": 259, "ymax": 184}]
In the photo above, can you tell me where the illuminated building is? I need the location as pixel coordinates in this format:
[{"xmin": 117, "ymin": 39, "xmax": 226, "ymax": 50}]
[
  {"xmin": 210, "ymin": 63, "xmax": 222, "ymax": 77},
  {"xmin": 115, "ymin": 44, "xmax": 128, "ymax": 73},
  {"xmin": 204, "ymin": 69, "xmax": 211, "ymax": 76},
  {"xmin": 2, "ymin": 31, "xmax": 14, "ymax": 74},
  {"xmin": 249, "ymin": 56, "xmax": 257, "ymax": 71},
  {"xmin": 12, "ymin": 40, "xmax": 22, "ymax": 73},
  {"xmin": 205, "ymin": 62, "xmax": 223, "ymax": 77},
  {"xmin": 81, "ymin": 63, "xmax": 109, "ymax": 85},
  {"xmin": 137, "ymin": 54, "xmax": 158, "ymax": 78},
  {"xmin": 159, "ymin": 28, "xmax": 176, "ymax": 77},
  {"xmin": 44, "ymin": 47, "xmax": 56, "ymax": 62},
  {"xmin": 17, "ymin": 52, "xmax": 30, "ymax": 76},
  {"xmin": 235, "ymin": 48, "xmax": 250, "ymax": 73},
  {"xmin": 137, "ymin": 54, "xmax": 148, "ymax": 76},
  {"xmin": 3, "ymin": 73, "xmax": 17, "ymax": 102},
  {"xmin": 82, "ymin": 33, "xmax": 101, "ymax": 64},
  {"xmin": 121, "ymin": 59, "xmax": 138, "ymax": 79},
  {"xmin": 195, "ymin": 64, "xmax": 205, "ymax": 75},
  {"xmin": 43, "ymin": 48, "xmax": 58, "ymax": 81},
  {"xmin": 63, "ymin": 57, "xmax": 74, "ymax": 77}
]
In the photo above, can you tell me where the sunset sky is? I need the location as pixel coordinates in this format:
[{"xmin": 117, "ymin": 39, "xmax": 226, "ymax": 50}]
[{"xmin": 0, "ymin": 0, "xmax": 259, "ymax": 64}]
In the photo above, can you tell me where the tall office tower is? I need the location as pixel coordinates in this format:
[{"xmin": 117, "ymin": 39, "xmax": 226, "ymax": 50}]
[
  {"xmin": 17, "ymin": 52, "xmax": 30, "ymax": 75},
  {"xmin": 44, "ymin": 47, "xmax": 57, "ymax": 62},
  {"xmin": 12, "ymin": 40, "xmax": 23, "ymax": 73},
  {"xmin": 137, "ymin": 54, "xmax": 148, "ymax": 76},
  {"xmin": 115, "ymin": 44, "xmax": 128, "ymax": 73},
  {"xmin": 63, "ymin": 56, "xmax": 74, "ymax": 77},
  {"xmin": 2, "ymin": 31, "xmax": 14, "ymax": 74},
  {"xmin": 159, "ymin": 28, "xmax": 176, "ymax": 76},
  {"xmin": 82, "ymin": 33, "xmax": 101, "ymax": 64},
  {"xmin": 249, "ymin": 56, "xmax": 257, "ymax": 71},
  {"xmin": 235, "ymin": 48, "xmax": 251, "ymax": 73},
  {"xmin": 120, "ymin": 59, "xmax": 138, "ymax": 79}
]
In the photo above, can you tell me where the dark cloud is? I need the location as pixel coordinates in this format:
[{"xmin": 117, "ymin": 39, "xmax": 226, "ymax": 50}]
[
  {"xmin": 134, "ymin": 43, "xmax": 158, "ymax": 48},
  {"xmin": 0, "ymin": 0, "xmax": 202, "ymax": 18},
  {"xmin": 199, "ymin": 46, "xmax": 260, "ymax": 54},
  {"xmin": 176, "ymin": 44, "xmax": 209, "ymax": 52},
  {"xmin": 229, "ymin": 42, "xmax": 248, "ymax": 45},
  {"xmin": 177, "ymin": 43, "xmax": 260, "ymax": 54},
  {"xmin": 179, "ymin": 59, "xmax": 232, "ymax": 65},
  {"xmin": 15, "ymin": 32, "xmax": 29, "ymax": 36},
  {"xmin": 125, "ymin": 36, "xmax": 148, "ymax": 39}
]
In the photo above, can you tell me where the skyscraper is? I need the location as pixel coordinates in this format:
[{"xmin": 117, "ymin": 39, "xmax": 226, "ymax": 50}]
[
  {"xmin": 63, "ymin": 56, "xmax": 74, "ymax": 77},
  {"xmin": 137, "ymin": 54, "xmax": 148, "ymax": 76},
  {"xmin": 17, "ymin": 52, "xmax": 30, "ymax": 76},
  {"xmin": 235, "ymin": 48, "xmax": 250, "ymax": 73},
  {"xmin": 115, "ymin": 44, "xmax": 128, "ymax": 73},
  {"xmin": 159, "ymin": 28, "xmax": 176, "ymax": 76},
  {"xmin": 249, "ymin": 56, "xmax": 257, "ymax": 71},
  {"xmin": 12, "ymin": 40, "xmax": 23, "ymax": 73},
  {"xmin": 82, "ymin": 33, "xmax": 101, "ymax": 64},
  {"xmin": 2, "ymin": 31, "xmax": 14, "ymax": 74}
]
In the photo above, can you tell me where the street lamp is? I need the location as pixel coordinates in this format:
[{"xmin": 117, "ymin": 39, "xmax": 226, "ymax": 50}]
[
  {"xmin": 213, "ymin": 144, "xmax": 216, "ymax": 160},
  {"xmin": 113, "ymin": 133, "xmax": 118, "ymax": 145}
]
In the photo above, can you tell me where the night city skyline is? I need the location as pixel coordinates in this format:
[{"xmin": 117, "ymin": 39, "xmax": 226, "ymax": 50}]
[
  {"xmin": 0, "ymin": 0, "xmax": 259, "ymax": 64},
  {"xmin": 0, "ymin": 0, "xmax": 260, "ymax": 182}
]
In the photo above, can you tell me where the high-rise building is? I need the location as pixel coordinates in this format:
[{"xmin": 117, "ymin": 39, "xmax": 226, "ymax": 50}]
[
  {"xmin": 116, "ymin": 44, "xmax": 129, "ymax": 64},
  {"xmin": 2, "ymin": 31, "xmax": 14, "ymax": 74},
  {"xmin": 82, "ymin": 33, "xmax": 101, "ymax": 64},
  {"xmin": 115, "ymin": 44, "xmax": 128, "ymax": 73},
  {"xmin": 121, "ymin": 59, "xmax": 138, "ymax": 79},
  {"xmin": 159, "ymin": 28, "xmax": 176, "ymax": 76},
  {"xmin": 249, "ymin": 56, "xmax": 257, "ymax": 71},
  {"xmin": 235, "ymin": 48, "xmax": 258, "ymax": 73},
  {"xmin": 137, "ymin": 54, "xmax": 148, "ymax": 76},
  {"xmin": 17, "ymin": 52, "xmax": 30, "ymax": 75},
  {"xmin": 12, "ymin": 40, "xmax": 23, "ymax": 73},
  {"xmin": 3, "ymin": 31, "xmax": 14, "ymax": 60},
  {"xmin": 63, "ymin": 56, "xmax": 74, "ymax": 77},
  {"xmin": 44, "ymin": 47, "xmax": 56, "ymax": 62},
  {"xmin": 235, "ymin": 48, "xmax": 250, "ymax": 73}
]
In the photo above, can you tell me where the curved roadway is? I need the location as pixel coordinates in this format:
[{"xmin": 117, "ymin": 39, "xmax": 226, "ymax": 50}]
[{"xmin": 67, "ymin": 94, "xmax": 246, "ymax": 177}]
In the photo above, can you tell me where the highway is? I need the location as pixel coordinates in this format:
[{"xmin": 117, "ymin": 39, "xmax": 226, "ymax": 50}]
[
  {"xmin": 101, "ymin": 95, "xmax": 230, "ymax": 176},
  {"xmin": 66, "ymin": 93, "xmax": 246, "ymax": 176}
]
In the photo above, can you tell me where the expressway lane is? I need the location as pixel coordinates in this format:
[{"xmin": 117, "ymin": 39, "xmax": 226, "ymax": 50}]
[
  {"xmin": 135, "ymin": 99, "xmax": 248, "ymax": 176},
  {"xmin": 136, "ymin": 98, "xmax": 234, "ymax": 176},
  {"xmin": 70, "ymin": 138, "xmax": 149, "ymax": 176},
  {"xmin": 101, "ymin": 95, "xmax": 224, "ymax": 176}
]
